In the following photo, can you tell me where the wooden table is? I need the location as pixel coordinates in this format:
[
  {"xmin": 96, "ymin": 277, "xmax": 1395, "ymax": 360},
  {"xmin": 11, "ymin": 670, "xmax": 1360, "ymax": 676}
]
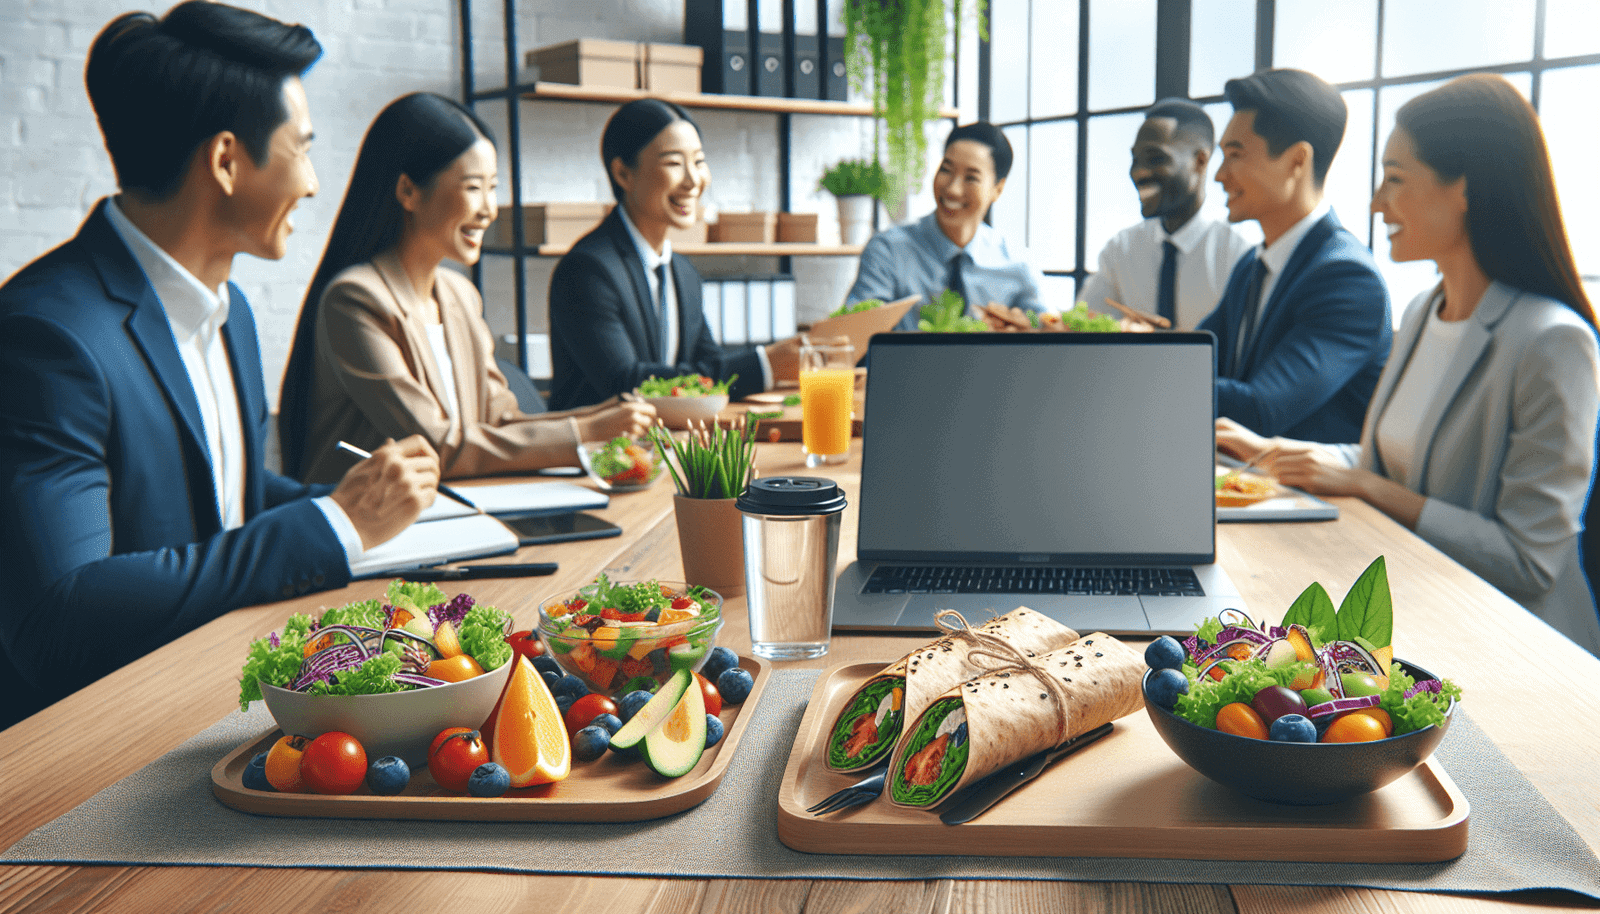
[{"xmin": 2, "ymin": 441, "xmax": 1597, "ymax": 913}]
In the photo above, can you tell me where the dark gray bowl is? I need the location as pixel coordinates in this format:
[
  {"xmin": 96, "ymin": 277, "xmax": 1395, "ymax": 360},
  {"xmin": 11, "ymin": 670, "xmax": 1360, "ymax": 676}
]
[{"xmin": 1142, "ymin": 661, "xmax": 1453, "ymax": 805}]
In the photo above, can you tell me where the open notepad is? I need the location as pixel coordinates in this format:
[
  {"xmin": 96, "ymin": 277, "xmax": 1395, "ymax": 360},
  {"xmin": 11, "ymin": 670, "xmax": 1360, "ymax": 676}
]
[{"xmin": 350, "ymin": 481, "xmax": 611, "ymax": 579}]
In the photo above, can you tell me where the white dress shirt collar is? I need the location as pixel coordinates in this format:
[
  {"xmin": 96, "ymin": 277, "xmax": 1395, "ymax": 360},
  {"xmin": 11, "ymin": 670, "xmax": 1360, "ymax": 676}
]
[{"xmin": 1260, "ymin": 199, "xmax": 1331, "ymax": 276}]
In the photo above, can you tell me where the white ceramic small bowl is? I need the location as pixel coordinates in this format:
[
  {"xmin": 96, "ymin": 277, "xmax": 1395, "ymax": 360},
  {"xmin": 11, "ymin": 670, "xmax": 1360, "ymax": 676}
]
[
  {"xmin": 644, "ymin": 393, "xmax": 729, "ymax": 429},
  {"xmin": 259, "ymin": 659, "xmax": 512, "ymax": 768}
]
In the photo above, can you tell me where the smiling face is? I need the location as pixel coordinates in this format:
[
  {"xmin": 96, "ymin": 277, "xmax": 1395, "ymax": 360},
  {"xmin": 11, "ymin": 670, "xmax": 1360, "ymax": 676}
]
[
  {"xmin": 221, "ymin": 76, "xmax": 317, "ymax": 261},
  {"xmin": 612, "ymin": 120, "xmax": 708, "ymax": 248},
  {"xmin": 1130, "ymin": 116, "xmax": 1207, "ymax": 229},
  {"xmin": 401, "ymin": 137, "xmax": 499, "ymax": 268},
  {"xmin": 1214, "ymin": 109, "xmax": 1306, "ymax": 234},
  {"xmin": 1371, "ymin": 128, "xmax": 1469, "ymax": 266},
  {"xmin": 932, "ymin": 139, "xmax": 1005, "ymax": 247}
]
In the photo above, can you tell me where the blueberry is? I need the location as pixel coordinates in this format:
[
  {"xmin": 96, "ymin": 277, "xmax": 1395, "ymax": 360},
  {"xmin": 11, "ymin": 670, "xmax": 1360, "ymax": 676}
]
[
  {"xmin": 540, "ymin": 669, "xmax": 562, "ymax": 692},
  {"xmin": 556, "ymin": 692, "xmax": 576, "ymax": 714},
  {"xmin": 700, "ymin": 646, "xmax": 739, "ymax": 682},
  {"xmin": 243, "ymin": 751, "xmax": 274, "ymax": 792},
  {"xmin": 366, "ymin": 756, "xmax": 410, "ymax": 796},
  {"xmin": 1269, "ymin": 713, "xmax": 1318, "ymax": 743},
  {"xmin": 532, "ymin": 655, "xmax": 563, "ymax": 677},
  {"xmin": 468, "ymin": 762, "xmax": 511, "ymax": 797},
  {"xmin": 1144, "ymin": 636, "xmax": 1186, "ymax": 671},
  {"xmin": 717, "ymin": 666, "xmax": 754, "ymax": 705},
  {"xmin": 553, "ymin": 674, "xmax": 589, "ymax": 700},
  {"xmin": 617, "ymin": 690, "xmax": 654, "ymax": 724},
  {"xmin": 644, "ymin": 607, "xmax": 661, "ymax": 623},
  {"xmin": 1144, "ymin": 668, "xmax": 1189, "ymax": 710},
  {"xmin": 590, "ymin": 713, "xmax": 623, "ymax": 736},
  {"xmin": 704, "ymin": 714, "xmax": 725, "ymax": 748},
  {"xmin": 573, "ymin": 725, "xmax": 612, "ymax": 762}
]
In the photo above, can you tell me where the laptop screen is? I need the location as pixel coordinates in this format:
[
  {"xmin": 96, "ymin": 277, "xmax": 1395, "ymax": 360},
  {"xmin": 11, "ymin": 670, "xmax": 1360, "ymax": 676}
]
[{"xmin": 857, "ymin": 332, "xmax": 1217, "ymax": 565}]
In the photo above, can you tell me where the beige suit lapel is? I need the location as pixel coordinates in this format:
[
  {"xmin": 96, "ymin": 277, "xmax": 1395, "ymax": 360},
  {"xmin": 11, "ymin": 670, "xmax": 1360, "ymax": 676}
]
[{"xmin": 373, "ymin": 251, "xmax": 459, "ymax": 434}]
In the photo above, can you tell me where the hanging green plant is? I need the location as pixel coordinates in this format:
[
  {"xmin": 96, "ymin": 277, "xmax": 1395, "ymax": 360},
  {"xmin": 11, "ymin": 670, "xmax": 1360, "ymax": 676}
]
[{"xmin": 843, "ymin": 0, "xmax": 985, "ymax": 209}]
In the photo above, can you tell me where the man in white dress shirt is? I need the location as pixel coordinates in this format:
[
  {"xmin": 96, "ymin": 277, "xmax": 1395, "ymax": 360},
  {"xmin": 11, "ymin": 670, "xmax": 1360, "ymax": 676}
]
[{"xmin": 1080, "ymin": 99, "xmax": 1252, "ymax": 330}]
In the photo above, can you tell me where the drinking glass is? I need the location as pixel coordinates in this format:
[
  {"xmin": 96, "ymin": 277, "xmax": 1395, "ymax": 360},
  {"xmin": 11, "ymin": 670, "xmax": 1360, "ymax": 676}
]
[{"xmin": 799, "ymin": 336, "xmax": 855, "ymax": 467}]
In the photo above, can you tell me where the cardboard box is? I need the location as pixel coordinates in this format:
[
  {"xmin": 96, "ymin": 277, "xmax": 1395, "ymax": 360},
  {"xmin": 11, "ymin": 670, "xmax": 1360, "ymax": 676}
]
[
  {"xmin": 666, "ymin": 218, "xmax": 709, "ymax": 245},
  {"xmin": 526, "ymin": 39, "xmax": 637, "ymax": 89},
  {"xmin": 640, "ymin": 43, "xmax": 703, "ymax": 94},
  {"xmin": 776, "ymin": 212, "xmax": 818, "ymax": 243},
  {"xmin": 487, "ymin": 202, "xmax": 613, "ymax": 249},
  {"xmin": 710, "ymin": 211, "xmax": 777, "ymax": 243}
]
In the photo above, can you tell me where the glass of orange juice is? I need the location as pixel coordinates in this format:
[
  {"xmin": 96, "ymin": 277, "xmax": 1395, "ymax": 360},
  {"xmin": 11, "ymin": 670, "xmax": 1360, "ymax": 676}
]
[{"xmin": 798, "ymin": 335, "xmax": 855, "ymax": 467}]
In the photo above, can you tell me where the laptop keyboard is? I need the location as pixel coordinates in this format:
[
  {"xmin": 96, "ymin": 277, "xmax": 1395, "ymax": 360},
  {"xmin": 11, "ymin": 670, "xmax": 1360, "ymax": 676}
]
[{"xmin": 861, "ymin": 565, "xmax": 1205, "ymax": 597}]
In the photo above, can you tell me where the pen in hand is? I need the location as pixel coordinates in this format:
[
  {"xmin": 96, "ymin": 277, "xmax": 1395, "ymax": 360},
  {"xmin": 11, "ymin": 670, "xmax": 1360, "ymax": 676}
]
[{"xmin": 336, "ymin": 440, "xmax": 481, "ymax": 513}]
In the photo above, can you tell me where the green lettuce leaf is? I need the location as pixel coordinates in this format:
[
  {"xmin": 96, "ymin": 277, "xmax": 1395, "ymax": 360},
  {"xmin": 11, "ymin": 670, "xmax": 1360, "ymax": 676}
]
[
  {"xmin": 306, "ymin": 652, "xmax": 408, "ymax": 696},
  {"xmin": 387, "ymin": 580, "xmax": 447, "ymax": 615},
  {"xmin": 1379, "ymin": 662, "xmax": 1461, "ymax": 735},
  {"xmin": 318, "ymin": 599, "xmax": 384, "ymax": 632},
  {"xmin": 1172, "ymin": 659, "xmax": 1314, "ymax": 730},
  {"xmin": 237, "ymin": 613, "xmax": 315, "ymax": 710},
  {"xmin": 459, "ymin": 603, "xmax": 513, "ymax": 671}
]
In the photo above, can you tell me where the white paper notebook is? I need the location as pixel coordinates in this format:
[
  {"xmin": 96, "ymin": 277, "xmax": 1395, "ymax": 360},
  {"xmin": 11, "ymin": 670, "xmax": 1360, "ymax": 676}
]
[
  {"xmin": 349, "ymin": 514, "xmax": 520, "ymax": 580},
  {"xmin": 416, "ymin": 481, "xmax": 608, "ymax": 522}
]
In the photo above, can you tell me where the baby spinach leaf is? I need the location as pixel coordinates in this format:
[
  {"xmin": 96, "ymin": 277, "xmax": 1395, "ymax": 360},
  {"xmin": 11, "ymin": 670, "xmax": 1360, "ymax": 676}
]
[
  {"xmin": 1335, "ymin": 555, "xmax": 1393, "ymax": 648},
  {"xmin": 1281, "ymin": 581, "xmax": 1337, "ymax": 645}
]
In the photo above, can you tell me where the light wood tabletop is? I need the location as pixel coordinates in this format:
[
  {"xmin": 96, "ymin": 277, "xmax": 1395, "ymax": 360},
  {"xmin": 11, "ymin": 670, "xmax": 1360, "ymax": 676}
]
[{"xmin": 2, "ymin": 441, "xmax": 1596, "ymax": 913}]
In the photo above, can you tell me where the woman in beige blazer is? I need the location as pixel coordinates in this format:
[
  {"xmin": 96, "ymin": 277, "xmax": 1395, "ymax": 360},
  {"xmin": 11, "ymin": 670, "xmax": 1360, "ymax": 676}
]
[
  {"xmin": 1218, "ymin": 74, "xmax": 1600, "ymax": 656},
  {"xmin": 279, "ymin": 93, "xmax": 653, "ymax": 483}
]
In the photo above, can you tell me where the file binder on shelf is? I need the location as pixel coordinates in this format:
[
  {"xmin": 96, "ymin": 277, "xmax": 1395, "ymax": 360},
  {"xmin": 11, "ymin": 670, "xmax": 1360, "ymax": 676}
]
[
  {"xmin": 753, "ymin": 0, "xmax": 787, "ymax": 97},
  {"xmin": 685, "ymin": 0, "xmax": 751, "ymax": 95},
  {"xmin": 785, "ymin": 0, "xmax": 821, "ymax": 99},
  {"xmin": 821, "ymin": 0, "xmax": 848, "ymax": 101}
]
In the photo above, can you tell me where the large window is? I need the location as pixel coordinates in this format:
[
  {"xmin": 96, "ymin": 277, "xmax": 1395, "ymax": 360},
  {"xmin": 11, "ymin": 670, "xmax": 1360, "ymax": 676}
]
[{"xmin": 980, "ymin": 0, "xmax": 1600, "ymax": 312}]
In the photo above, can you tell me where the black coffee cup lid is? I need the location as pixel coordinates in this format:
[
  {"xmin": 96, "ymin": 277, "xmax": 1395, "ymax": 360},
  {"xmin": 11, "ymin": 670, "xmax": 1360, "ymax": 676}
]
[{"xmin": 736, "ymin": 477, "xmax": 848, "ymax": 516}]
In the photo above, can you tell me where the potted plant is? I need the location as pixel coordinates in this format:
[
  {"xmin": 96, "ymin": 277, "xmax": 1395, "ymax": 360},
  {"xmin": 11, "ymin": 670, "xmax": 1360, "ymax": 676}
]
[
  {"xmin": 819, "ymin": 158, "xmax": 888, "ymax": 245},
  {"xmin": 843, "ymin": 0, "xmax": 985, "ymax": 212},
  {"xmin": 650, "ymin": 418, "xmax": 760, "ymax": 597}
]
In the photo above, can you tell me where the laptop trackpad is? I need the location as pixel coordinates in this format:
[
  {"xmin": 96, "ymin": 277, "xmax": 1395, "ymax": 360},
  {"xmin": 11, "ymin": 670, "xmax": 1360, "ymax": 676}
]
[{"xmin": 895, "ymin": 594, "xmax": 1148, "ymax": 634}]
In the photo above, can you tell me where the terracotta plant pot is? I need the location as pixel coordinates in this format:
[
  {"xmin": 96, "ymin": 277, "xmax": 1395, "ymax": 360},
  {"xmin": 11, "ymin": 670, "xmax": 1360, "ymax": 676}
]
[{"xmin": 674, "ymin": 494, "xmax": 746, "ymax": 597}]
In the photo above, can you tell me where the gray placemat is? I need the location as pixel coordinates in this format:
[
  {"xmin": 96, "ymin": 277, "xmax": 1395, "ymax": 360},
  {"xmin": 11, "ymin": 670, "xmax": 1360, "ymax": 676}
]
[{"xmin": 4, "ymin": 670, "xmax": 1598, "ymax": 901}]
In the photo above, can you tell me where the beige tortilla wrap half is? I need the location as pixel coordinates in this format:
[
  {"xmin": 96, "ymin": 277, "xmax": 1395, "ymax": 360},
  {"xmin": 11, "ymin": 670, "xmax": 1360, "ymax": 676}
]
[
  {"xmin": 887, "ymin": 632, "xmax": 1147, "ymax": 808},
  {"xmin": 824, "ymin": 608, "xmax": 1079, "ymax": 772}
]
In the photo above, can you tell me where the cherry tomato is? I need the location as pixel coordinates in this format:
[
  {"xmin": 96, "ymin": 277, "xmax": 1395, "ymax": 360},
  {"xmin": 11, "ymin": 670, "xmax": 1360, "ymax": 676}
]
[
  {"xmin": 695, "ymin": 672, "xmax": 722, "ymax": 716},
  {"xmin": 506, "ymin": 629, "xmax": 546, "ymax": 664},
  {"xmin": 670, "ymin": 596, "xmax": 695, "ymax": 610},
  {"xmin": 564, "ymin": 692, "xmax": 621, "ymax": 736},
  {"xmin": 1214, "ymin": 702, "xmax": 1269, "ymax": 740},
  {"xmin": 299, "ymin": 731, "xmax": 367, "ymax": 795},
  {"xmin": 1346, "ymin": 706, "xmax": 1393, "ymax": 736},
  {"xmin": 1323, "ymin": 711, "xmax": 1388, "ymax": 743},
  {"xmin": 429, "ymin": 727, "xmax": 490, "ymax": 793},
  {"xmin": 264, "ymin": 734, "xmax": 309, "ymax": 792}
]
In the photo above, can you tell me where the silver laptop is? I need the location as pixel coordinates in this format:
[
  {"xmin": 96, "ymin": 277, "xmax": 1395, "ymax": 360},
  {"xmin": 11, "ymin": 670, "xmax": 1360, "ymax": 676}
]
[{"xmin": 831, "ymin": 331, "xmax": 1244, "ymax": 637}]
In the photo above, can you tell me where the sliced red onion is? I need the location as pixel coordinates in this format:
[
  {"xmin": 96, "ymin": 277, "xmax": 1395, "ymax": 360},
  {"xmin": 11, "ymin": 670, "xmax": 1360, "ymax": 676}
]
[
  {"xmin": 393, "ymin": 672, "xmax": 448, "ymax": 688},
  {"xmin": 1306, "ymin": 694, "xmax": 1380, "ymax": 718}
]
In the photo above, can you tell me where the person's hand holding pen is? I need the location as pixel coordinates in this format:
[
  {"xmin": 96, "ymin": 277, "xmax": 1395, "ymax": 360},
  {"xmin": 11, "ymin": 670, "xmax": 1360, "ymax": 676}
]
[{"xmin": 328, "ymin": 436, "xmax": 441, "ymax": 550}]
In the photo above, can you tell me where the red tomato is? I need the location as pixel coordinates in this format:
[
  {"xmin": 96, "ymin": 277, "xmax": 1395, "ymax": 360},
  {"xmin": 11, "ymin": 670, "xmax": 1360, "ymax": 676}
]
[
  {"xmin": 670, "ymin": 596, "xmax": 694, "ymax": 610},
  {"xmin": 564, "ymin": 692, "xmax": 621, "ymax": 736},
  {"xmin": 695, "ymin": 672, "xmax": 722, "ymax": 716},
  {"xmin": 428, "ymin": 727, "xmax": 489, "ymax": 793},
  {"xmin": 506, "ymin": 629, "xmax": 546, "ymax": 664},
  {"xmin": 300, "ymin": 731, "xmax": 367, "ymax": 795}
]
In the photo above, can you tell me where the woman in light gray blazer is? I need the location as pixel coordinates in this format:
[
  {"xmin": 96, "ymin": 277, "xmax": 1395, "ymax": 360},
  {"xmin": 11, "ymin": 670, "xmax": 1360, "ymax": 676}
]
[{"xmin": 1218, "ymin": 74, "xmax": 1600, "ymax": 656}]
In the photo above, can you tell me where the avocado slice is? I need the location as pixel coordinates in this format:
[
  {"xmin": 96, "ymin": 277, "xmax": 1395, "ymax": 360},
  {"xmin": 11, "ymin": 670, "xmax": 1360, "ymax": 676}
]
[
  {"xmin": 641, "ymin": 672, "xmax": 707, "ymax": 777},
  {"xmin": 610, "ymin": 668, "xmax": 691, "ymax": 753}
]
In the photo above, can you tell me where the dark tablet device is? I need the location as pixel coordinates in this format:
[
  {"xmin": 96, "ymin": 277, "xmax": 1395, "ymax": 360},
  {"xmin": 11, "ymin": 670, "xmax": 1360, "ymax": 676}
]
[{"xmin": 501, "ymin": 512, "xmax": 622, "ymax": 546}]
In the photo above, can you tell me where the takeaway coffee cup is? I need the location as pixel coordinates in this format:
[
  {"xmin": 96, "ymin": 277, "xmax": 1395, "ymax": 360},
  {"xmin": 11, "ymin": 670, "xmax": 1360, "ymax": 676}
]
[{"xmin": 736, "ymin": 477, "xmax": 847, "ymax": 660}]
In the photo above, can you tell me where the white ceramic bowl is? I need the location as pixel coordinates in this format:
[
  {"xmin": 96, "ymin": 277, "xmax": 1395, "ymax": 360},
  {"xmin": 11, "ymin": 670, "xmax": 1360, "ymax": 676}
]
[
  {"xmin": 259, "ymin": 659, "xmax": 512, "ymax": 768},
  {"xmin": 644, "ymin": 393, "xmax": 729, "ymax": 429}
]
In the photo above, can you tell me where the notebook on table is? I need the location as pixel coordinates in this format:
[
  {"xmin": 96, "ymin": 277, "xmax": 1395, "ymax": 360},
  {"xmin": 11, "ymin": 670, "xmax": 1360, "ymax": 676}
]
[{"xmin": 831, "ymin": 331, "xmax": 1245, "ymax": 637}]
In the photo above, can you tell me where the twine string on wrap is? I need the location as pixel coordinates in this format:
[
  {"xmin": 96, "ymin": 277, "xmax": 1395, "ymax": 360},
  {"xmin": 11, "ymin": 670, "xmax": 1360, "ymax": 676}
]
[{"xmin": 934, "ymin": 609, "xmax": 1074, "ymax": 742}]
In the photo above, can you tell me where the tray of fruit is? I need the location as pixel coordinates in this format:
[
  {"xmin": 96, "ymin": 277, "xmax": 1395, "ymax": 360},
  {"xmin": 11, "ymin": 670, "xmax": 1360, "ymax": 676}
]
[{"xmin": 214, "ymin": 581, "xmax": 767, "ymax": 821}]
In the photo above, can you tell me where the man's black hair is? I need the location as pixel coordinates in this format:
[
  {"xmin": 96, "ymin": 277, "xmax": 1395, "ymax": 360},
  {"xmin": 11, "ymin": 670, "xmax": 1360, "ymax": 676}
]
[
  {"xmin": 85, "ymin": 1, "xmax": 322, "ymax": 200},
  {"xmin": 944, "ymin": 122, "xmax": 1014, "ymax": 181},
  {"xmin": 1144, "ymin": 97, "xmax": 1216, "ymax": 149},
  {"xmin": 1223, "ymin": 69, "xmax": 1346, "ymax": 187}
]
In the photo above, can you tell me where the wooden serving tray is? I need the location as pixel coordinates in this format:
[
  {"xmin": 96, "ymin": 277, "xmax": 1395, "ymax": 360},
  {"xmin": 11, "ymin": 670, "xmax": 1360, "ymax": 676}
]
[
  {"xmin": 777, "ymin": 661, "xmax": 1469, "ymax": 862},
  {"xmin": 212, "ymin": 656, "xmax": 767, "ymax": 822}
]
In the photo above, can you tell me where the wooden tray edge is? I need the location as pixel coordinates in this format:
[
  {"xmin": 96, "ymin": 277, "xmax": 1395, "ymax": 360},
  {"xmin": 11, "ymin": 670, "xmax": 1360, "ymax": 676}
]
[{"xmin": 212, "ymin": 654, "xmax": 769, "ymax": 822}]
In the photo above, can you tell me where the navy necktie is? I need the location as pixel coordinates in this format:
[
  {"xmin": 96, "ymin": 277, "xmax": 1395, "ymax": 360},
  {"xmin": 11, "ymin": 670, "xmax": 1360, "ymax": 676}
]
[
  {"xmin": 1232, "ymin": 258, "xmax": 1269, "ymax": 376},
  {"xmin": 1157, "ymin": 239, "xmax": 1178, "ymax": 326},
  {"xmin": 654, "ymin": 262, "xmax": 669, "ymax": 362},
  {"xmin": 947, "ymin": 252, "xmax": 967, "ymax": 303}
]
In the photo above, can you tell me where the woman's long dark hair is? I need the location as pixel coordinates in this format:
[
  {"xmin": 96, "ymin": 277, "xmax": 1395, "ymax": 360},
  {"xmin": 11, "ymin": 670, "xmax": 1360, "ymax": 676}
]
[
  {"xmin": 600, "ymin": 98, "xmax": 699, "ymax": 203},
  {"xmin": 1395, "ymin": 74, "xmax": 1595, "ymax": 327},
  {"xmin": 278, "ymin": 92, "xmax": 495, "ymax": 479}
]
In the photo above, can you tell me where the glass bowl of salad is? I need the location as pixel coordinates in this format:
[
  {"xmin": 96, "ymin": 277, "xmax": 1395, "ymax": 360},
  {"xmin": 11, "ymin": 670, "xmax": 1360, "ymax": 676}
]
[
  {"xmin": 537, "ymin": 576, "xmax": 723, "ymax": 698},
  {"xmin": 636, "ymin": 373, "xmax": 731, "ymax": 429},
  {"xmin": 577, "ymin": 436, "xmax": 665, "ymax": 492}
]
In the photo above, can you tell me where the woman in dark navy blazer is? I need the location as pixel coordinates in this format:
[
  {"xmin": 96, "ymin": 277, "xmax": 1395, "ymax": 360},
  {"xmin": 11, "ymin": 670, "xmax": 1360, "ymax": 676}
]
[{"xmin": 547, "ymin": 99, "xmax": 799, "ymax": 410}]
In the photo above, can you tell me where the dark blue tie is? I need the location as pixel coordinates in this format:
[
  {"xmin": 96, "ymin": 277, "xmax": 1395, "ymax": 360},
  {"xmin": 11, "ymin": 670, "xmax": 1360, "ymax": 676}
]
[
  {"xmin": 1232, "ymin": 257, "xmax": 1269, "ymax": 376},
  {"xmin": 654, "ymin": 262, "xmax": 669, "ymax": 362},
  {"xmin": 1157, "ymin": 239, "xmax": 1178, "ymax": 326},
  {"xmin": 947, "ymin": 252, "xmax": 966, "ymax": 303}
]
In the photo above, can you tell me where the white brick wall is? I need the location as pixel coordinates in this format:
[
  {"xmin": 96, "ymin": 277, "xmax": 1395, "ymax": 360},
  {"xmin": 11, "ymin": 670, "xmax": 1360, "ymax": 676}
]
[{"xmin": 0, "ymin": 0, "xmax": 874, "ymax": 404}]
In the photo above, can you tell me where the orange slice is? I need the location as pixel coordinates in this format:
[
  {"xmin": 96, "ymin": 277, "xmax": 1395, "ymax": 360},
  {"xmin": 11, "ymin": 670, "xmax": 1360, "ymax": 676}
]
[{"xmin": 491, "ymin": 655, "xmax": 572, "ymax": 787}]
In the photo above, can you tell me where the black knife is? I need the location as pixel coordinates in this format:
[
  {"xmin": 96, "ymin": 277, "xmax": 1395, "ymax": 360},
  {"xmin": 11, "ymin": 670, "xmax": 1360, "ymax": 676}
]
[{"xmin": 938, "ymin": 722, "xmax": 1115, "ymax": 825}]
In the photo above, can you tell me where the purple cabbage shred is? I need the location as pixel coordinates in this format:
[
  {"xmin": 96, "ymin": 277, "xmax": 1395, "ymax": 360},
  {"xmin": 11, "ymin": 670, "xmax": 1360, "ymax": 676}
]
[
  {"xmin": 428, "ymin": 593, "xmax": 475, "ymax": 629},
  {"xmin": 1406, "ymin": 679, "xmax": 1443, "ymax": 699},
  {"xmin": 268, "ymin": 631, "xmax": 280, "ymax": 649}
]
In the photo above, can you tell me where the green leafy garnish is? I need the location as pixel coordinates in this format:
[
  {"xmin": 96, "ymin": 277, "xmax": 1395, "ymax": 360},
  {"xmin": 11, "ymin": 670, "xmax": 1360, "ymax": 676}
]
[
  {"xmin": 1173, "ymin": 658, "xmax": 1316, "ymax": 729},
  {"xmin": 782, "ymin": 394, "xmax": 801, "ymax": 407},
  {"xmin": 916, "ymin": 289, "xmax": 988, "ymax": 332},
  {"xmin": 318, "ymin": 599, "xmax": 384, "ymax": 633},
  {"xmin": 1380, "ymin": 662, "xmax": 1461, "ymax": 736},
  {"xmin": 238, "ymin": 613, "xmax": 315, "ymax": 709},
  {"xmin": 638, "ymin": 373, "xmax": 734, "ymax": 397},
  {"xmin": 1282, "ymin": 581, "xmax": 1337, "ymax": 646},
  {"xmin": 306, "ymin": 652, "xmax": 406, "ymax": 697},
  {"xmin": 830, "ymin": 298, "xmax": 883, "ymax": 318},
  {"xmin": 386, "ymin": 580, "xmax": 447, "ymax": 616},
  {"xmin": 1055, "ymin": 303, "xmax": 1120, "ymax": 332},
  {"xmin": 1335, "ymin": 556, "xmax": 1393, "ymax": 647},
  {"xmin": 458, "ymin": 604, "xmax": 513, "ymax": 671}
]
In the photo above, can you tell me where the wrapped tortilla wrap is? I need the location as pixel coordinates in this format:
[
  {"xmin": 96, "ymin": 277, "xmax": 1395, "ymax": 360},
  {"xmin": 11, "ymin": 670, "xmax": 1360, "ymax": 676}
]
[
  {"xmin": 824, "ymin": 608, "xmax": 1079, "ymax": 772},
  {"xmin": 886, "ymin": 632, "xmax": 1145, "ymax": 808}
]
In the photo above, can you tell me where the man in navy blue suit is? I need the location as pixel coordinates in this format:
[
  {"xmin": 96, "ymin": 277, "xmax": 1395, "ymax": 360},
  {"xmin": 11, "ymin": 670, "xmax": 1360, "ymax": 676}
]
[
  {"xmin": 1199, "ymin": 69, "xmax": 1391, "ymax": 443},
  {"xmin": 0, "ymin": 2, "xmax": 441, "ymax": 729}
]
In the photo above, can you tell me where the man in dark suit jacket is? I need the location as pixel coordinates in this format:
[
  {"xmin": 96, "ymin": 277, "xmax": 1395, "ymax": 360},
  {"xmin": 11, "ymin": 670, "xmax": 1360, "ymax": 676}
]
[
  {"xmin": 0, "ymin": 2, "xmax": 439, "ymax": 730},
  {"xmin": 1198, "ymin": 69, "xmax": 1391, "ymax": 443}
]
